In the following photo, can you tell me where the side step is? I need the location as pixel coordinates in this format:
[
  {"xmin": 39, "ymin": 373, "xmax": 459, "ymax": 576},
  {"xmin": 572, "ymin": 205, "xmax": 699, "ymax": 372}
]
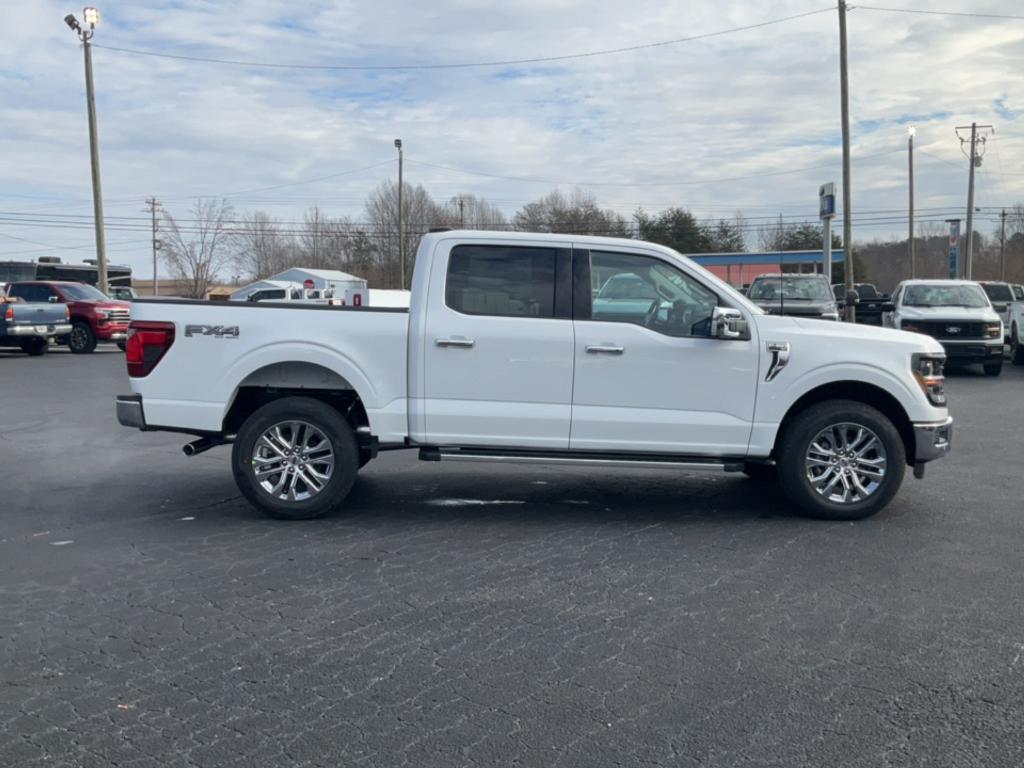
[{"xmin": 419, "ymin": 446, "xmax": 743, "ymax": 472}]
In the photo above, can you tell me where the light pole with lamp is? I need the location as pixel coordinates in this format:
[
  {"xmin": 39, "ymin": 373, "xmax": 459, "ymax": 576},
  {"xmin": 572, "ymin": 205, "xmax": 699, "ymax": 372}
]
[
  {"xmin": 394, "ymin": 139, "xmax": 405, "ymax": 289},
  {"xmin": 908, "ymin": 125, "xmax": 915, "ymax": 279}
]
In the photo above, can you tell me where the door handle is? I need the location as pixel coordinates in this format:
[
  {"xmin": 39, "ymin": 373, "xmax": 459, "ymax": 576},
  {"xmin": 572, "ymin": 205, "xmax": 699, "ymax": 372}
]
[
  {"xmin": 435, "ymin": 337, "xmax": 475, "ymax": 348},
  {"xmin": 586, "ymin": 344, "xmax": 624, "ymax": 354}
]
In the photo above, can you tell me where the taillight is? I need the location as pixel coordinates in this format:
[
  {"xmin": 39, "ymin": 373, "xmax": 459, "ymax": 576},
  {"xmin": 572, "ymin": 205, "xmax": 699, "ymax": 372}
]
[
  {"xmin": 3, "ymin": 304, "xmax": 11, "ymax": 321},
  {"xmin": 126, "ymin": 321, "xmax": 175, "ymax": 377}
]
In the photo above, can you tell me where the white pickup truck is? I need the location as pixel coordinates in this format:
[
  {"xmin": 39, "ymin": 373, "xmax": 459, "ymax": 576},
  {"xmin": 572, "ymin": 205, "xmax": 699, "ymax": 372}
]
[{"xmin": 116, "ymin": 231, "xmax": 953, "ymax": 521}]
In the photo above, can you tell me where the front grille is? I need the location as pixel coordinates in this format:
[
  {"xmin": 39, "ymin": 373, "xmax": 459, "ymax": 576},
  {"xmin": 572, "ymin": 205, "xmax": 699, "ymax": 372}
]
[
  {"xmin": 107, "ymin": 308, "xmax": 131, "ymax": 323},
  {"xmin": 912, "ymin": 320, "xmax": 987, "ymax": 340}
]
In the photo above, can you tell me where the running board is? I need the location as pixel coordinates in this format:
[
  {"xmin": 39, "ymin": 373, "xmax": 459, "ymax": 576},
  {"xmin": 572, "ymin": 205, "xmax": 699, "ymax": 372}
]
[{"xmin": 419, "ymin": 447, "xmax": 743, "ymax": 472}]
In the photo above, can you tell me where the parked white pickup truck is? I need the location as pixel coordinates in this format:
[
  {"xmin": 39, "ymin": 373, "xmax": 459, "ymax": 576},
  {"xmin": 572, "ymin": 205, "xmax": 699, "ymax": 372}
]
[{"xmin": 116, "ymin": 231, "xmax": 952, "ymax": 521}]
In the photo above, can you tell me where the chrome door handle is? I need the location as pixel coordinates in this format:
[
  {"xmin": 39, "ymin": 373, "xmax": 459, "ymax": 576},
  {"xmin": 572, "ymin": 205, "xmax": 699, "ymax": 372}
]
[
  {"xmin": 586, "ymin": 344, "xmax": 624, "ymax": 354},
  {"xmin": 435, "ymin": 337, "xmax": 475, "ymax": 348}
]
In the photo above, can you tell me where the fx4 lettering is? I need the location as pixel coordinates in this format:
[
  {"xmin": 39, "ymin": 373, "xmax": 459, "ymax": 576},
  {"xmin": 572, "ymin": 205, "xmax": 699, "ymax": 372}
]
[{"xmin": 184, "ymin": 324, "xmax": 240, "ymax": 338}]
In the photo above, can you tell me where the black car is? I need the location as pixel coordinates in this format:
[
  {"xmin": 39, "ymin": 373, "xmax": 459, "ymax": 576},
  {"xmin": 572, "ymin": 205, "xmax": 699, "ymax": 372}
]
[{"xmin": 833, "ymin": 283, "xmax": 888, "ymax": 325}]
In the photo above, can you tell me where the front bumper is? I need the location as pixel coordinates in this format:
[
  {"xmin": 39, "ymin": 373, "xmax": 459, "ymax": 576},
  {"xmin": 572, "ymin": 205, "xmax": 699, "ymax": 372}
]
[
  {"xmin": 6, "ymin": 322, "xmax": 72, "ymax": 338},
  {"xmin": 116, "ymin": 394, "xmax": 146, "ymax": 429},
  {"xmin": 913, "ymin": 416, "xmax": 953, "ymax": 466},
  {"xmin": 97, "ymin": 326, "xmax": 129, "ymax": 342},
  {"xmin": 938, "ymin": 339, "xmax": 1003, "ymax": 360}
]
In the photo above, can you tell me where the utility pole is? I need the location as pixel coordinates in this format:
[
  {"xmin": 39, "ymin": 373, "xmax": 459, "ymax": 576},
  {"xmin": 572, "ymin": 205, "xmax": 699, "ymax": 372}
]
[
  {"xmin": 458, "ymin": 197, "xmax": 465, "ymax": 228},
  {"xmin": 143, "ymin": 197, "xmax": 162, "ymax": 295},
  {"xmin": 956, "ymin": 122, "xmax": 993, "ymax": 279},
  {"xmin": 908, "ymin": 126, "xmax": 916, "ymax": 278},
  {"xmin": 838, "ymin": 0, "xmax": 855, "ymax": 318},
  {"xmin": 64, "ymin": 8, "xmax": 108, "ymax": 295},
  {"xmin": 1000, "ymin": 208, "xmax": 1007, "ymax": 281},
  {"xmin": 394, "ymin": 139, "xmax": 405, "ymax": 289}
]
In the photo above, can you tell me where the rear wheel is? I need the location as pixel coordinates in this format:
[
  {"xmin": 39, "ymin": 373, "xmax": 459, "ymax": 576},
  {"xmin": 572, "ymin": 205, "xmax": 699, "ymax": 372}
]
[
  {"xmin": 20, "ymin": 338, "xmax": 47, "ymax": 356},
  {"xmin": 983, "ymin": 360, "xmax": 1003, "ymax": 377},
  {"xmin": 1011, "ymin": 325, "xmax": 1024, "ymax": 366},
  {"xmin": 68, "ymin": 321, "xmax": 96, "ymax": 354},
  {"xmin": 232, "ymin": 396, "xmax": 359, "ymax": 520},
  {"xmin": 776, "ymin": 400, "xmax": 905, "ymax": 521}
]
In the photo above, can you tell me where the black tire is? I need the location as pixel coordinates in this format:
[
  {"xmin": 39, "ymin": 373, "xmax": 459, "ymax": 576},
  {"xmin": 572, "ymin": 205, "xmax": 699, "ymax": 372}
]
[
  {"xmin": 67, "ymin": 321, "xmax": 96, "ymax": 354},
  {"xmin": 983, "ymin": 360, "xmax": 1003, "ymax": 377},
  {"xmin": 116, "ymin": 341, "xmax": 126, "ymax": 352},
  {"xmin": 776, "ymin": 399, "xmax": 906, "ymax": 521},
  {"xmin": 231, "ymin": 396, "xmax": 359, "ymax": 520},
  {"xmin": 1011, "ymin": 325, "xmax": 1024, "ymax": 366},
  {"xmin": 742, "ymin": 463, "xmax": 776, "ymax": 482},
  {"xmin": 20, "ymin": 338, "xmax": 47, "ymax": 356},
  {"xmin": 358, "ymin": 450, "xmax": 372, "ymax": 469}
]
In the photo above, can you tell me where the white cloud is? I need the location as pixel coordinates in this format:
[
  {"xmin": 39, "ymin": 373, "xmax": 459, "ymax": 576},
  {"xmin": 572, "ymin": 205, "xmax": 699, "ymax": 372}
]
[{"xmin": 1, "ymin": 0, "xmax": 1022, "ymax": 273}]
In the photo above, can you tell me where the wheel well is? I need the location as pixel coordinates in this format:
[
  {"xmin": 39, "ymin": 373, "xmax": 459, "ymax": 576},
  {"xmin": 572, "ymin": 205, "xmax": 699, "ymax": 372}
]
[
  {"xmin": 222, "ymin": 362, "xmax": 370, "ymax": 436},
  {"xmin": 774, "ymin": 381, "xmax": 915, "ymax": 464}
]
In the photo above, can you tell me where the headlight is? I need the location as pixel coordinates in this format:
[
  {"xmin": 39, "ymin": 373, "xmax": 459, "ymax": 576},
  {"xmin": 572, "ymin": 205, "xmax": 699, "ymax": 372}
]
[
  {"xmin": 986, "ymin": 322, "xmax": 1001, "ymax": 339},
  {"xmin": 820, "ymin": 310, "xmax": 839, "ymax": 320},
  {"xmin": 912, "ymin": 354, "xmax": 946, "ymax": 406},
  {"xmin": 95, "ymin": 310, "xmax": 108, "ymax": 319}
]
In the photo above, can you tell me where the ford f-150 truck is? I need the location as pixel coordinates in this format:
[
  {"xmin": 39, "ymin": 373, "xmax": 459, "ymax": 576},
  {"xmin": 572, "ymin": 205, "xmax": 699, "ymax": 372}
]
[
  {"xmin": 0, "ymin": 294, "xmax": 71, "ymax": 355},
  {"xmin": 116, "ymin": 231, "xmax": 953, "ymax": 521},
  {"xmin": 5, "ymin": 280, "xmax": 130, "ymax": 353}
]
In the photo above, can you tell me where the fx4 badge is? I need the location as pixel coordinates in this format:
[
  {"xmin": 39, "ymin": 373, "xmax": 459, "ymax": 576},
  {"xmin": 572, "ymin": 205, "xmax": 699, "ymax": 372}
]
[{"xmin": 184, "ymin": 324, "xmax": 240, "ymax": 339}]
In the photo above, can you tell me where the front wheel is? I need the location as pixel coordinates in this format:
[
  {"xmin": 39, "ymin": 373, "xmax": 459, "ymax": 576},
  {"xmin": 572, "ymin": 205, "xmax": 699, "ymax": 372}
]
[
  {"xmin": 776, "ymin": 400, "xmax": 906, "ymax": 521},
  {"xmin": 231, "ymin": 396, "xmax": 359, "ymax": 520},
  {"xmin": 20, "ymin": 338, "xmax": 48, "ymax": 356},
  {"xmin": 983, "ymin": 360, "xmax": 1003, "ymax": 377},
  {"xmin": 68, "ymin": 321, "xmax": 96, "ymax": 354},
  {"xmin": 1012, "ymin": 326, "xmax": 1024, "ymax": 366}
]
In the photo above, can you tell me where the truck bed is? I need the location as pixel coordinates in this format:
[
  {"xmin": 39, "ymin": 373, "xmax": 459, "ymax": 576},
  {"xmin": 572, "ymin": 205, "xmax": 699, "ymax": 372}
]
[{"xmin": 127, "ymin": 299, "xmax": 411, "ymax": 443}]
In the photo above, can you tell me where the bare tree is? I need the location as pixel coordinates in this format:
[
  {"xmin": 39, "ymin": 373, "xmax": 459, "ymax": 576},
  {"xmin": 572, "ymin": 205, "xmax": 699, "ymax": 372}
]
[
  {"xmin": 364, "ymin": 180, "xmax": 448, "ymax": 287},
  {"xmin": 161, "ymin": 199, "xmax": 234, "ymax": 298},
  {"xmin": 513, "ymin": 188, "xmax": 627, "ymax": 236},
  {"xmin": 231, "ymin": 211, "xmax": 290, "ymax": 280},
  {"xmin": 442, "ymin": 194, "xmax": 508, "ymax": 230}
]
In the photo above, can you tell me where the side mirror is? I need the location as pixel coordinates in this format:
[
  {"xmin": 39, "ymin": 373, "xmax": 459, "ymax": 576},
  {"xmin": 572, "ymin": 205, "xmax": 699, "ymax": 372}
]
[
  {"xmin": 846, "ymin": 289, "xmax": 860, "ymax": 305},
  {"xmin": 712, "ymin": 306, "xmax": 750, "ymax": 340},
  {"xmin": 881, "ymin": 302, "xmax": 895, "ymax": 312},
  {"xmin": 48, "ymin": 295, "xmax": 59, "ymax": 303}
]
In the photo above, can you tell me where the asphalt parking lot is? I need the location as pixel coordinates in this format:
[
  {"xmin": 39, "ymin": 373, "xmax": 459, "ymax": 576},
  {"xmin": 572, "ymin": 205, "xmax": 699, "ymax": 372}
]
[{"xmin": 2, "ymin": 347, "xmax": 1023, "ymax": 768}]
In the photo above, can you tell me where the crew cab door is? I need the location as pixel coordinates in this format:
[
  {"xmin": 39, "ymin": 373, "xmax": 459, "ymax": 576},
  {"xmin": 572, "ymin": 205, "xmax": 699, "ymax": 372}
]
[
  {"xmin": 570, "ymin": 248, "xmax": 758, "ymax": 455},
  {"xmin": 421, "ymin": 241, "xmax": 574, "ymax": 448}
]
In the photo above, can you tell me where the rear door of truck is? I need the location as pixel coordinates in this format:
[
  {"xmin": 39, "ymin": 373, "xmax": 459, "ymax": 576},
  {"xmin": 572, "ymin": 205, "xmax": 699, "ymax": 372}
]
[{"xmin": 420, "ymin": 239, "xmax": 575, "ymax": 448}]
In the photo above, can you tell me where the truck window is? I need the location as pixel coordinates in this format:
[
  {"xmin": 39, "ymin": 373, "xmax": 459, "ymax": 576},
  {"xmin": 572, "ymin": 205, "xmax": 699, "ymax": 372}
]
[
  {"xmin": 588, "ymin": 251, "xmax": 717, "ymax": 338},
  {"xmin": 446, "ymin": 245, "xmax": 557, "ymax": 318}
]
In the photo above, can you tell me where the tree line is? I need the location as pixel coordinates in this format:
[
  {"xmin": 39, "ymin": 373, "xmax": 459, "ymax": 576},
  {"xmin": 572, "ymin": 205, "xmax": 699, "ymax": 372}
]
[{"xmin": 159, "ymin": 183, "xmax": 1024, "ymax": 297}]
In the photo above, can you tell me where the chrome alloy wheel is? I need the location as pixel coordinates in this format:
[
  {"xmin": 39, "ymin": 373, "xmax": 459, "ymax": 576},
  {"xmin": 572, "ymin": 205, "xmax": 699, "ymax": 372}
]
[
  {"xmin": 251, "ymin": 420, "xmax": 334, "ymax": 502},
  {"xmin": 804, "ymin": 422, "xmax": 887, "ymax": 504}
]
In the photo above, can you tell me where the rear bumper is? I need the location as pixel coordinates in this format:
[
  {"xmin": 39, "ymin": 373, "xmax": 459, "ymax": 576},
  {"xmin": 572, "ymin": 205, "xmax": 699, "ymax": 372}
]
[
  {"xmin": 6, "ymin": 323, "xmax": 72, "ymax": 337},
  {"xmin": 913, "ymin": 416, "xmax": 953, "ymax": 463},
  {"xmin": 116, "ymin": 394, "xmax": 146, "ymax": 429}
]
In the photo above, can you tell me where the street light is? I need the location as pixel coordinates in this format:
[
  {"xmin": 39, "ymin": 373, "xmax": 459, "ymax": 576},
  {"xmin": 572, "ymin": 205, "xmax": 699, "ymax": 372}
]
[
  {"xmin": 64, "ymin": 6, "xmax": 108, "ymax": 295},
  {"xmin": 908, "ymin": 125, "xmax": 915, "ymax": 278},
  {"xmin": 394, "ymin": 139, "xmax": 405, "ymax": 289}
]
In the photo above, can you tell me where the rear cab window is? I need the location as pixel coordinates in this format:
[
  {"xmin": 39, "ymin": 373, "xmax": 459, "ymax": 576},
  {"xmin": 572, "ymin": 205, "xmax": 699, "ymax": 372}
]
[{"xmin": 445, "ymin": 244, "xmax": 565, "ymax": 318}]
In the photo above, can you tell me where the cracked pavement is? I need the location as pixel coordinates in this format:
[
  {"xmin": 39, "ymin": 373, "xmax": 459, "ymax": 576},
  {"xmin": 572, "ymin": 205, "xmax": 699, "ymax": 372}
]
[{"xmin": 1, "ymin": 348, "xmax": 1022, "ymax": 767}]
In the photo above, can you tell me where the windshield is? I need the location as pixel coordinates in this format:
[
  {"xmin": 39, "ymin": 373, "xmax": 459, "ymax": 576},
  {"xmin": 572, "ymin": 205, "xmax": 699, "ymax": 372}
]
[
  {"xmin": 903, "ymin": 284, "xmax": 989, "ymax": 308},
  {"xmin": 1015, "ymin": 285, "xmax": 1024, "ymax": 301},
  {"xmin": 982, "ymin": 283, "xmax": 1013, "ymax": 303},
  {"xmin": 856, "ymin": 284, "xmax": 878, "ymax": 299},
  {"xmin": 747, "ymin": 277, "xmax": 832, "ymax": 301},
  {"xmin": 59, "ymin": 283, "xmax": 109, "ymax": 301}
]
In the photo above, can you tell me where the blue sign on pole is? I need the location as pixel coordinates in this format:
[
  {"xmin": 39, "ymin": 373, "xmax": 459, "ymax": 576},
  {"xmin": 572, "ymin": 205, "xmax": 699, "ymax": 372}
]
[{"xmin": 947, "ymin": 220, "xmax": 961, "ymax": 279}]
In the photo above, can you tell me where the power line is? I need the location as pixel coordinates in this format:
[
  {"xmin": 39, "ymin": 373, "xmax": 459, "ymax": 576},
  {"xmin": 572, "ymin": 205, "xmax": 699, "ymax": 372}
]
[
  {"xmin": 91, "ymin": 7, "xmax": 834, "ymax": 71},
  {"xmin": 855, "ymin": 5, "xmax": 1024, "ymax": 21}
]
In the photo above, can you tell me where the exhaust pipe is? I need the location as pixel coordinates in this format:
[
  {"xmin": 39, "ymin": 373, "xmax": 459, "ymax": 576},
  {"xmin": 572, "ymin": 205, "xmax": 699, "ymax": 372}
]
[{"xmin": 182, "ymin": 436, "xmax": 224, "ymax": 457}]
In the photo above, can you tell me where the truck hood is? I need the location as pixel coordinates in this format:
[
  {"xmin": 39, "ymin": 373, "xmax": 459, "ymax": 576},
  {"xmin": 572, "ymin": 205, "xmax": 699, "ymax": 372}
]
[
  {"xmin": 754, "ymin": 313, "xmax": 945, "ymax": 355},
  {"xmin": 752, "ymin": 300, "xmax": 837, "ymax": 317},
  {"xmin": 899, "ymin": 305, "xmax": 1000, "ymax": 323}
]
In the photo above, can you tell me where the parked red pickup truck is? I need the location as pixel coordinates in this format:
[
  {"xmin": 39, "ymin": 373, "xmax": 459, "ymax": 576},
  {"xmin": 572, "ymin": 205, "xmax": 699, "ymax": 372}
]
[{"xmin": 5, "ymin": 281, "xmax": 130, "ymax": 353}]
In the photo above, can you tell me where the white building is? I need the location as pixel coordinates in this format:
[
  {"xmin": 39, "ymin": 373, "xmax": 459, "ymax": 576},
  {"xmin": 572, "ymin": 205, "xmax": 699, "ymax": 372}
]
[{"xmin": 230, "ymin": 268, "xmax": 367, "ymax": 302}]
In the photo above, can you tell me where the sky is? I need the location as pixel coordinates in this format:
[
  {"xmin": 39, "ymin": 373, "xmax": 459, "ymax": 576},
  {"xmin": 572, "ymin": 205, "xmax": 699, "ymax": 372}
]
[{"xmin": 2, "ymin": 1, "xmax": 1023, "ymax": 279}]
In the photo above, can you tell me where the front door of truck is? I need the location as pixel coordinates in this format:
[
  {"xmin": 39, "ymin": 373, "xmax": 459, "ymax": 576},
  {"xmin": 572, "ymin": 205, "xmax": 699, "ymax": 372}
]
[
  {"xmin": 570, "ymin": 248, "xmax": 759, "ymax": 455},
  {"xmin": 422, "ymin": 241, "xmax": 575, "ymax": 448}
]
